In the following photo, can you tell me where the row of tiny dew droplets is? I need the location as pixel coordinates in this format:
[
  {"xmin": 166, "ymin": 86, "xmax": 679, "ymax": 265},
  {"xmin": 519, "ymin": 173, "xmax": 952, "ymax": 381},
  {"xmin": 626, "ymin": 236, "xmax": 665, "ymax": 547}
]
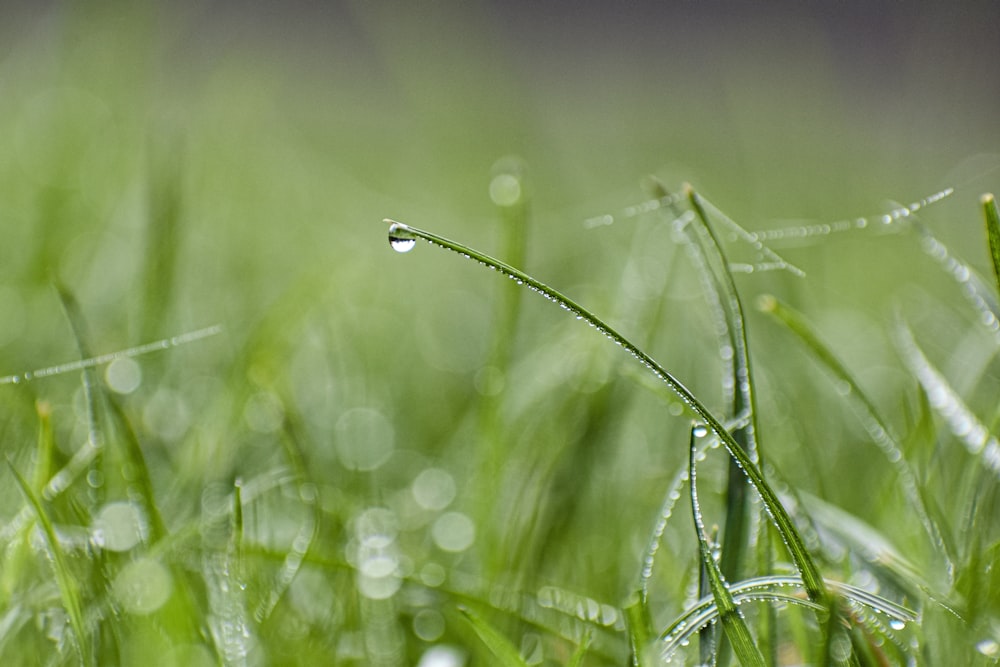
[
  {"xmin": 384, "ymin": 217, "xmax": 828, "ymax": 605},
  {"xmin": 586, "ymin": 186, "xmax": 955, "ymax": 260}
]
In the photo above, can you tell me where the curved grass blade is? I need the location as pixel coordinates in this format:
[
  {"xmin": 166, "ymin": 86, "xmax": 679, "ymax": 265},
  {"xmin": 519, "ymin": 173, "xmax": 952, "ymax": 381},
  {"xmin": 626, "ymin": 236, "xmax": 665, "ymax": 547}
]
[
  {"xmin": 6, "ymin": 460, "xmax": 92, "ymax": 667},
  {"xmin": 384, "ymin": 218, "xmax": 829, "ymax": 605},
  {"xmin": 758, "ymin": 294, "xmax": 953, "ymax": 572},
  {"xmin": 659, "ymin": 575, "xmax": 918, "ymax": 660},
  {"xmin": 688, "ymin": 425, "xmax": 766, "ymax": 667},
  {"xmin": 457, "ymin": 605, "xmax": 530, "ymax": 667},
  {"xmin": 984, "ymin": 193, "xmax": 1000, "ymax": 296}
]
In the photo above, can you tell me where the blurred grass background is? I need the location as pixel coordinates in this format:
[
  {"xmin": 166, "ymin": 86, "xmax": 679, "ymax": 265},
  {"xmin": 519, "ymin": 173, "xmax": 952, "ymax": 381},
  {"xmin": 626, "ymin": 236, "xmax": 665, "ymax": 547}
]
[{"xmin": 0, "ymin": 1, "xmax": 998, "ymax": 665}]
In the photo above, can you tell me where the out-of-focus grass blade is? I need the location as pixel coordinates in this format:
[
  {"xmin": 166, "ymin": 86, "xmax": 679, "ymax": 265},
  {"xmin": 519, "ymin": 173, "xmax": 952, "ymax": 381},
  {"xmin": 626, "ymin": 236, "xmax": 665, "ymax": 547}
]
[
  {"xmin": 55, "ymin": 283, "xmax": 168, "ymax": 542},
  {"xmin": 7, "ymin": 460, "xmax": 92, "ymax": 667},
  {"xmin": 983, "ymin": 193, "xmax": 1000, "ymax": 295},
  {"xmin": 386, "ymin": 218, "xmax": 829, "ymax": 604},
  {"xmin": 623, "ymin": 592, "xmax": 655, "ymax": 667},
  {"xmin": 566, "ymin": 627, "xmax": 593, "ymax": 667},
  {"xmin": 688, "ymin": 426, "xmax": 766, "ymax": 667},
  {"xmin": 457, "ymin": 605, "xmax": 530, "ymax": 667},
  {"xmin": 758, "ymin": 294, "xmax": 953, "ymax": 570},
  {"xmin": 894, "ymin": 321, "xmax": 1000, "ymax": 480}
]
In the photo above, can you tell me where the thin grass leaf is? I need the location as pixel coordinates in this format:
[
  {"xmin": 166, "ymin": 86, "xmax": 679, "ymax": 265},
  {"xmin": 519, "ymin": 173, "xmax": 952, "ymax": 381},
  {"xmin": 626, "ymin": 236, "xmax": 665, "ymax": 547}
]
[
  {"xmin": 566, "ymin": 627, "xmax": 593, "ymax": 667},
  {"xmin": 983, "ymin": 194, "xmax": 1000, "ymax": 296},
  {"xmin": 55, "ymin": 284, "xmax": 169, "ymax": 542},
  {"xmin": 6, "ymin": 460, "xmax": 92, "ymax": 667},
  {"xmin": 385, "ymin": 218, "xmax": 830, "ymax": 604},
  {"xmin": 623, "ymin": 593, "xmax": 655, "ymax": 667},
  {"xmin": 457, "ymin": 605, "xmax": 530, "ymax": 667},
  {"xmin": 689, "ymin": 425, "xmax": 766, "ymax": 667},
  {"xmin": 684, "ymin": 184, "xmax": 762, "ymax": 596},
  {"xmin": 913, "ymin": 220, "xmax": 1000, "ymax": 341},
  {"xmin": 758, "ymin": 294, "xmax": 953, "ymax": 571},
  {"xmin": 894, "ymin": 321, "xmax": 1000, "ymax": 479},
  {"xmin": 31, "ymin": 400, "xmax": 55, "ymax": 494}
]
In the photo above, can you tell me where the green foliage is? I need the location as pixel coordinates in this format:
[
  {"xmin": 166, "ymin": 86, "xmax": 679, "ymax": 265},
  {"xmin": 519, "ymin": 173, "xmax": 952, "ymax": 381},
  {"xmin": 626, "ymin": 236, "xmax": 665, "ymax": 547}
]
[{"xmin": 0, "ymin": 3, "xmax": 998, "ymax": 666}]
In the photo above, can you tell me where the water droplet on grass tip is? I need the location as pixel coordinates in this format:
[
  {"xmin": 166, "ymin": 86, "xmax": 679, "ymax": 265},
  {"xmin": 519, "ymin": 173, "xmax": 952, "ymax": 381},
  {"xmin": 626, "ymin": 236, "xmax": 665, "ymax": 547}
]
[
  {"xmin": 387, "ymin": 221, "xmax": 417, "ymax": 253},
  {"xmin": 692, "ymin": 424, "xmax": 708, "ymax": 437}
]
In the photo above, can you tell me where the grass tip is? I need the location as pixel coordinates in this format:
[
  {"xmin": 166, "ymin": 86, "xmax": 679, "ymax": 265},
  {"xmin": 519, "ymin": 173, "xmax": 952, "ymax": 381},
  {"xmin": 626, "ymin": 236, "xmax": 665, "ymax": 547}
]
[
  {"xmin": 756, "ymin": 294, "xmax": 777, "ymax": 313},
  {"xmin": 983, "ymin": 193, "xmax": 996, "ymax": 205}
]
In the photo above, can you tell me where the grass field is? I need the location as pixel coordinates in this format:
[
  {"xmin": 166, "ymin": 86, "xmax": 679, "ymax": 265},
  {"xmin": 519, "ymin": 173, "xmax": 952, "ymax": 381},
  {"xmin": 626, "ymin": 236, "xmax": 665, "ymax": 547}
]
[{"xmin": 0, "ymin": 2, "xmax": 999, "ymax": 665}]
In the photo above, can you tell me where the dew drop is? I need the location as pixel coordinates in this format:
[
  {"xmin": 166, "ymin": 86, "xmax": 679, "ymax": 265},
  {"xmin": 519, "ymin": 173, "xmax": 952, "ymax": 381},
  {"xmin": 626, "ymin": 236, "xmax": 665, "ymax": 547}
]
[
  {"xmin": 387, "ymin": 221, "xmax": 417, "ymax": 253},
  {"xmin": 692, "ymin": 424, "xmax": 708, "ymax": 438},
  {"xmin": 977, "ymin": 638, "xmax": 1000, "ymax": 657}
]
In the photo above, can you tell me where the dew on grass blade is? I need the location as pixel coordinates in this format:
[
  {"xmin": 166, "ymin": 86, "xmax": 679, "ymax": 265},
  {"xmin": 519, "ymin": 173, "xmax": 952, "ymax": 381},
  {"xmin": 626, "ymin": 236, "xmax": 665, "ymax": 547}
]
[
  {"xmin": 386, "ymin": 220, "xmax": 417, "ymax": 253},
  {"xmin": 977, "ymin": 638, "xmax": 1000, "ymax": 657},
  {"xmin": 417, "ymin": 645, "xmax": 467, "ymax": 667}
]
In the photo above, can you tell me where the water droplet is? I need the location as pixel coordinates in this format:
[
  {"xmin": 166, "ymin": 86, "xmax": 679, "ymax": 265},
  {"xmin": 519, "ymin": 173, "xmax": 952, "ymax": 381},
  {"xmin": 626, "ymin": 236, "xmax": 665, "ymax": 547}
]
[
  {"xmin": 431, "ymin": 511, "xmax": 475, "ymax": 552},
  {"xmin": 105, "ymin": 358, "xmax": 142, "ymax": 394},
  {"xmin": 92, "ymin": 501, "xmax": 145, "ymax": 552},
  {"xmin": 889, "ymin": 618, "xmax": 906, "ymax": 631},
  {"xmin": 412, "ymin": 468, "xmax": 457, "ymax": 511},
  {"xmin": 387, "ymin": 221, "xmax": 417, "ymax": 253},
  {"xmin": 413, "ymin": 609, "xmax": 446, "ymax": 642},
  {"xmin": 113, "ymin": 557, "xmax": 173, "ymax": 615},
  {"xmin": 489, "ymin": 173, "xmax": 522, "ymax": 207},
  {"xmin": 977, "ymin": 639, "xmax": 1000, "ymax": 657},
  {"xmin": 692, "ymin": 424, "xmax": 708, "ymax": 438},
  {"xmin": 335, "ymin": 407, "xmax": 394, "ymax": 471}
]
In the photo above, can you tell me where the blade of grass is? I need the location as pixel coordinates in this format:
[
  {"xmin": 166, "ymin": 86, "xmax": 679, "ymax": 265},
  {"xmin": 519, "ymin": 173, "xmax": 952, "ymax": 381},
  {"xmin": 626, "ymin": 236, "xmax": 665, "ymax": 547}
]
[
  {"xmin": 758, "ymin": 294, "xmax": 954, "ymax": 574},
  {"xmin": 385, "ymin": 217, "xmax": 829, "ymax": 604},
  {"xmin": 689, "ymin": 425, "xmax": 766, "ymax": 667},
  {"xmin": 55, "ymin": 283, "xmax": 168, "ymax": 542},
  {"xmin": 659, "ymin": 575, "xmax": 917, "ymax": 660},
  {"xmin": 982, "ymin": 194, "xmax": 1000, "ymax": 296},
  {"xmin": 683, "ymin": 184, "xmax": 764, "ymax": 664},
  {"xmin": 457, "ymin": 605, "xmax": 530, "ymax": 667},
  {"xmin": 623, "ymin": 592, "xmax": 655, "ymax": 667},
  {"xmin": 566, "ymin": 627, "xmax": 593, "ymax": 667},
  {"xmin": 7, "ymin": 460, "xmax": 92, "ymax": 667},
  {"xmin": 894, "ymin": 320, "xmax": 1000, "ymax": 480}
]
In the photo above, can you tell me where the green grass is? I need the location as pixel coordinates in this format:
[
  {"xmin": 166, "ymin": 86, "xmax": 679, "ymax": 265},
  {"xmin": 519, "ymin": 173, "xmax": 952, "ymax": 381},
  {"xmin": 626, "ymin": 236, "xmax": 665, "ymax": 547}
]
[{"xmin": 1, "ymin": 3, "xmax": 999, "ymax": 666}]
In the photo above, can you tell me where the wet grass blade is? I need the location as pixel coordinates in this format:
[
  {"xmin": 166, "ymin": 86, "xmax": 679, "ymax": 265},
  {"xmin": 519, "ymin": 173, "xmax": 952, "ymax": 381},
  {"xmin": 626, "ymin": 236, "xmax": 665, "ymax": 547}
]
[
  {"xmin": 7, "ymin": 460, "xmax": 92, "ymax": 667},
  {"xmin": 894, "ymin": 320, "xmax": 1000, "ymax": 480},
  {"xmin": 684, "ymin": 185, "xmax": 762, "ymax": 637},
  {"xmin": 457, "ymin": 605, "xmax": 530, "ymax": 667},
  {"xmin": 985, "ymin": 193, "xmax": 1000, "ymax": 295},
  {"xmin": 385, "ymin": 218, "xmax": 830, "ymax": 604},
  {"xmin": 688, "ymin": 426, "xmax": 766, "ymax": 667},
  {"xmin": 758, "ymin": 294, "xmax": 953, "ymax": 570}
]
